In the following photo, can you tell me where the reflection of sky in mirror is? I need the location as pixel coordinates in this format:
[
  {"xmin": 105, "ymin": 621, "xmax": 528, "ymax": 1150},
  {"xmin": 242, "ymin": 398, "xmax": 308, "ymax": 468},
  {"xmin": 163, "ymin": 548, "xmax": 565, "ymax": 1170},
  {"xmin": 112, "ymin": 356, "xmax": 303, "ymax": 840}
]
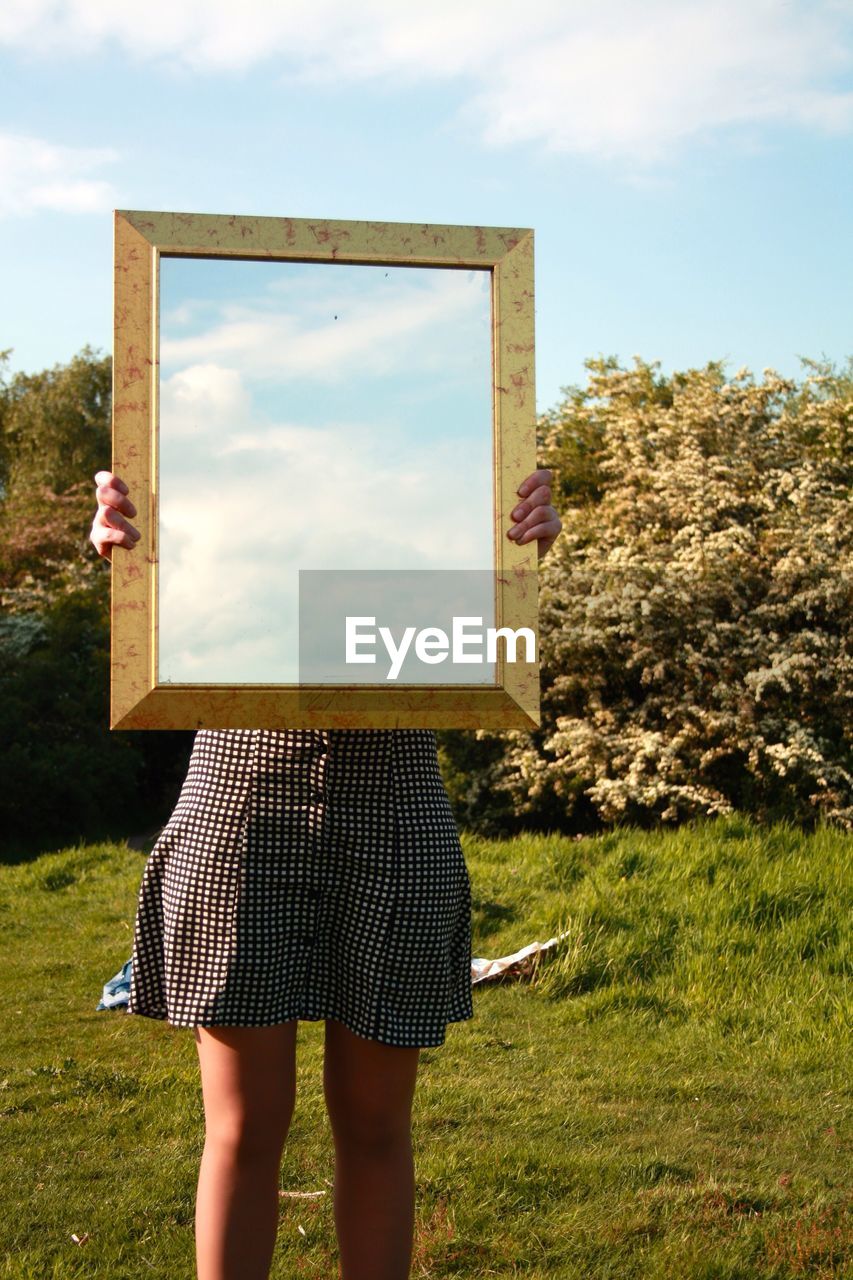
[{"xmin": 156, "ymin": 256, "xmax": 495, "ymax": 684}]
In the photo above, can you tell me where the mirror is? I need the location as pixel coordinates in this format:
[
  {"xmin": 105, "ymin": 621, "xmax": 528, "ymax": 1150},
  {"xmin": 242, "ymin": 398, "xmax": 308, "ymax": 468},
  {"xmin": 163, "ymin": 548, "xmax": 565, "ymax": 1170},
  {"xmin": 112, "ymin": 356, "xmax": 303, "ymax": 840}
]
[
  {"xmin": 157, "ymin": 257, "xmax": 495, "ymax": 685},
  {"xmin": 111, "ymin": 209, "xmax": 538, "ymax": 730}
]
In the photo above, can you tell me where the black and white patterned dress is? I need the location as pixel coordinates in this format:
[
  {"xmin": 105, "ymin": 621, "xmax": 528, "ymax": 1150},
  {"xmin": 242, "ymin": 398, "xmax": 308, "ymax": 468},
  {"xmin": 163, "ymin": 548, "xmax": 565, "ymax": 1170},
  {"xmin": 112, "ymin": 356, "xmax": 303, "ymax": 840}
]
[{"xmin": 126, "ymin": 728, "xmax": 474, "ymax": 1047}]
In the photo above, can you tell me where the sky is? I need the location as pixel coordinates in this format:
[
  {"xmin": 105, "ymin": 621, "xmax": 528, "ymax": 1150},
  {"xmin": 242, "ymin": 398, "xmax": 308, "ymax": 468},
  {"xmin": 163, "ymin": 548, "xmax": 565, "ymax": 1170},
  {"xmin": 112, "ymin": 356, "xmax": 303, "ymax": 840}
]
[
  {"xmin": 156, "ymin": 257, "xmax": 497, "ymax": 681},
  {"xmin": 1, "ymin": 0, "xmax": 852, "ymax": 416}
]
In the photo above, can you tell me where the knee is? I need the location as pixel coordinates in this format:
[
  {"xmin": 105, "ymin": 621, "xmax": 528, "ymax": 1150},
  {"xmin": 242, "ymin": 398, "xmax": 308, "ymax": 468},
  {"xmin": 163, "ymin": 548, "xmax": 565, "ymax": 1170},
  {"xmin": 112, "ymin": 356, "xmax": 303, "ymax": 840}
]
[
  {"xmin": 326, "ymin": 1096, "xmax": 412, "ymax": 1157},
  {"xmin": 205, "ymin": 1100, "xmax": 294, "ymax": 1165}
]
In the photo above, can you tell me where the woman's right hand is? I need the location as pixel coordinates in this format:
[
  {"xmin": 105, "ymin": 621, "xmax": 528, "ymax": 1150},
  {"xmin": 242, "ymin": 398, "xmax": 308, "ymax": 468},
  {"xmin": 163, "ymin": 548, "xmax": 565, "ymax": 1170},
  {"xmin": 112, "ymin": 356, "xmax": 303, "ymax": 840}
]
[{"xmin": 90, "ymin": 471, "xmax": 141, "ymax": 560}]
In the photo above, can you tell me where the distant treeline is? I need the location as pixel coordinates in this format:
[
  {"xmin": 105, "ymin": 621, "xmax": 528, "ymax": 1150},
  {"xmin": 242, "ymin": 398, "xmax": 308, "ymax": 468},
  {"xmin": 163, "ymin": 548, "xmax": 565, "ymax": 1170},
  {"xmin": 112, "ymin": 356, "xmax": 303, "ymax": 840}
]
[
  {"xmin": 0, "ymin": 347, "xmax": 195, "ymax": 858},
  {"xmin": 1, "ymin": 347, "xmax": 850, "ymax": 857}
]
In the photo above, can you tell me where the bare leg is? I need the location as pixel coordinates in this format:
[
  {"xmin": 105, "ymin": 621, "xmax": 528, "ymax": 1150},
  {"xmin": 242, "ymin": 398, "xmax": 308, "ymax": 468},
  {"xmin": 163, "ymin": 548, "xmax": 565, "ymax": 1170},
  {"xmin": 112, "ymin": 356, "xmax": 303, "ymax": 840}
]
[
  {"xmin": 193, "ymin": 1021, "xmax": 298, "ymax": 1280},
  {"xmin": 323, "ymin": 1018, "xmax": 421, "ymax": 1280}
]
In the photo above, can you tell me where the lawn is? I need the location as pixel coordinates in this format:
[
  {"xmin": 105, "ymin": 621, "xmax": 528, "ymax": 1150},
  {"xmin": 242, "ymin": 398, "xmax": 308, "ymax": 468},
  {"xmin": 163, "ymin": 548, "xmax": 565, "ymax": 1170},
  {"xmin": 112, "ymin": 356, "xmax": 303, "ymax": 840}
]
[{"xmin": 0, "ymin": 813, "xmax": 849, "ymax": 1278}]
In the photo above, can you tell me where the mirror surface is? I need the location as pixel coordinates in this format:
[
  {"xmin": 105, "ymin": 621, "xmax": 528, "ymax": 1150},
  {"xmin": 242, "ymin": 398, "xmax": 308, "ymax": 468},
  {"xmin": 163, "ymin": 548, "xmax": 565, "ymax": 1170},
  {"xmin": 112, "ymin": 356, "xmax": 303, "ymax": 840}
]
[{"xmin": 156, "ymin": 256, "xmax": 496, "ymax": 684}]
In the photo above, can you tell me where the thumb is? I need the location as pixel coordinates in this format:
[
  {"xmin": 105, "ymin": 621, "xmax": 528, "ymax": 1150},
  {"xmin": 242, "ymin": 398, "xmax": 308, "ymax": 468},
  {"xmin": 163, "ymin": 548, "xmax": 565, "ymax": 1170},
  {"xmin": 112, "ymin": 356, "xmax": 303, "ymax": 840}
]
[{"xmin": 94, "ymin": 470, "xmax": 128, "ymax": 493}]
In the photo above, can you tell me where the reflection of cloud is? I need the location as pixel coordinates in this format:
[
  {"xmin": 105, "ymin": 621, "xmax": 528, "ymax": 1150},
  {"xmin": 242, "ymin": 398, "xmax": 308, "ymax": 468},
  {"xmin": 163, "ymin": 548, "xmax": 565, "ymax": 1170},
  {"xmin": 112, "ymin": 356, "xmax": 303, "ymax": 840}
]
[
  {"xmin": 159, "ymin": 363, "xmax": 254, "ymax": 437},
  {"xmin": 156, "ymin": 359, "xmax": 495, "ymax": 682},
  {"xmin": 2, "ymin": 3, "xmax": 850, "ymax": 168},
  {"xmin": 161, "ymin": 301, "xmax": 199, "ymax": 327},
  {"xmin": 159, "ymin": 266, "xmax": 489, "ymax": 384}
]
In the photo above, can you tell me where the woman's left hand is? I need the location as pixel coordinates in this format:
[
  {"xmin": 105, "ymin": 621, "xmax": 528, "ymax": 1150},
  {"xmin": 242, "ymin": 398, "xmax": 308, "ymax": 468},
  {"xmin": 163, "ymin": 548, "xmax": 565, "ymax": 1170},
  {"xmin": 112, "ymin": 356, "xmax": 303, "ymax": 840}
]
[{"xmin": 507, "ymin": 468, "xmax": 562, "ymax": 560}]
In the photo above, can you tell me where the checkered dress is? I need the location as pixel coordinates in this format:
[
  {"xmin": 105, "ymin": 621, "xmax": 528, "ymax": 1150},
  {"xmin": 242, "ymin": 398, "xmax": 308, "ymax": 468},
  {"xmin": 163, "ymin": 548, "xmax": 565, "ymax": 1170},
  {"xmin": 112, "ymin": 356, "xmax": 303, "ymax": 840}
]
[{"xmin": 126, "ymin": 728, "xmax": 474, "ymax": 1047}]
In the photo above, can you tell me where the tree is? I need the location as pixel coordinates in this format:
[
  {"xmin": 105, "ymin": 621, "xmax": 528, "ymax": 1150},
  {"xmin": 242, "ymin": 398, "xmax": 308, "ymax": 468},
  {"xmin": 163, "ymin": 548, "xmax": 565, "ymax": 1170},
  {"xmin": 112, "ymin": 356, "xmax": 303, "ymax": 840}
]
[
  {"xmin": 0, "ymin": 346, "xmax": 111, "ymax": 606},
  {"xmin": 0, "ymin": 346, "xmax": 194, "ymax": 858}
]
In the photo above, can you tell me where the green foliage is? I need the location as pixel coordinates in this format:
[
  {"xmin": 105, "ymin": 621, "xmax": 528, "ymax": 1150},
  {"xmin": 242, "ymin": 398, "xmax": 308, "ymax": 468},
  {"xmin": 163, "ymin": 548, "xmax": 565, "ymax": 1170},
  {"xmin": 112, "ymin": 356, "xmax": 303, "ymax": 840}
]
[
  {"xmin": 440, "ymin": 355, "xmax": 853, "ymax": 834},
  {"xmin": 0, "ymin": 344, "xmax": 111, "ymax": 499},
  {"xmin": 0, "ymin": 347, "xmax": 194, "ymax": 859},
  {"xmin": 0, "ymin": 347, "xmax": 110, "ymax": 605},
  {"xmin": 3, "ymin": 345, "xmax": 851, "ymax": 852},
  {"xmin": 1, "ymin": 583, "xmax": 128, "ymax": 847},
  {"xmin": 0, "ymin": 578, "xmax": 193, "ymax": 854}
]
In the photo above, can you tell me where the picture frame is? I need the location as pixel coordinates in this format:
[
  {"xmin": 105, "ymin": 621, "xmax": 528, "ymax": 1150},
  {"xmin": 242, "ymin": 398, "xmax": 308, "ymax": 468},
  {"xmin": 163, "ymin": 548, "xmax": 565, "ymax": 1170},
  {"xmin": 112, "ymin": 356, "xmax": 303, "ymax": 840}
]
[{"xmin": 111, "ymin": 208, "xmax": 539, "ymax": 730}]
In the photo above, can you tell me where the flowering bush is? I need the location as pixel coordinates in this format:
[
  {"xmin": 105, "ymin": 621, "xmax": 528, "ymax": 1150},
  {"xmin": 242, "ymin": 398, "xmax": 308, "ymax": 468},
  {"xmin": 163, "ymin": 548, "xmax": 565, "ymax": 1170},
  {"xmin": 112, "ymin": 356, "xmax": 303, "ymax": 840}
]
[{"xmin": 440, "ymin": 355, "xmax": 852, "ymax": 832}]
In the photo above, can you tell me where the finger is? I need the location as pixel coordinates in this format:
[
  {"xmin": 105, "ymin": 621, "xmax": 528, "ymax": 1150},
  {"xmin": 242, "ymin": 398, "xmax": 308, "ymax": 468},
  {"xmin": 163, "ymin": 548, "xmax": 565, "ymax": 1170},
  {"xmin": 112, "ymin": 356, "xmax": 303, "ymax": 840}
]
[
  {"xmin": 509, "ymin": 483, "xmax": 551, "ymax": 520},
  {"xmin": 519, "ymin": 522, "xmax": 561, "ymax": 548},
  {"xmin": 516, "ymin": 468, "xmax": 552, "ymax": 499},
  {"xmin": 509, "ymin": 516, "xmax": 561, "ymax": 544},
  {"xmin": 94, "ymin": 470, "xmax": 129, "ymax": 495},
  {"xmin": 92, "ymin": 524, "xmax": 138, "ymax": 556},
  {"xmin": 95, "ymin": 482, "xmax": 137, "ymax": 518},
  {"xmin": 98, "ymin": 505, "xmax": 141, "ymax": 541},
  {"xmin": 507, "ymin": 506, "xmax": 559, "ymax": 539}
]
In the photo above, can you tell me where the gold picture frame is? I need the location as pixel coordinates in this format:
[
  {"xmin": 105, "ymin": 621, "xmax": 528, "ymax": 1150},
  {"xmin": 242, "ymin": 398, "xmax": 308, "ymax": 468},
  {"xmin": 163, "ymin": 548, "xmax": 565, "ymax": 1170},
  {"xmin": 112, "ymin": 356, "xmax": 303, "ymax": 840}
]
[{"xmin": 111, "ymin": 208, "xmax": 538, "ymax": 730}]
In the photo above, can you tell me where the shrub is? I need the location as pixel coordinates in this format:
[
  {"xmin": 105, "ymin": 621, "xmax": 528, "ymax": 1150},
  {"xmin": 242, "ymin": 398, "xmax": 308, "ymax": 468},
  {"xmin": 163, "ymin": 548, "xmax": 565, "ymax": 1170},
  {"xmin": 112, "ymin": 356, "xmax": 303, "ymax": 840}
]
[{"xmin": 440, "ymin": 356, "xmax": 852, "ymax": 833}]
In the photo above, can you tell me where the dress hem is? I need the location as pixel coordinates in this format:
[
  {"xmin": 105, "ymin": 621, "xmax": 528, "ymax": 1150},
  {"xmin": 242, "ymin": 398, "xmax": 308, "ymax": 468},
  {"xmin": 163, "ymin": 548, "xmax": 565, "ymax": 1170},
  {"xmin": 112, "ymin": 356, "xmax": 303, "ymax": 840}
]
[{"xmin": 125, "ymin": 1001, "xmax": 475, "ymax": 1049}]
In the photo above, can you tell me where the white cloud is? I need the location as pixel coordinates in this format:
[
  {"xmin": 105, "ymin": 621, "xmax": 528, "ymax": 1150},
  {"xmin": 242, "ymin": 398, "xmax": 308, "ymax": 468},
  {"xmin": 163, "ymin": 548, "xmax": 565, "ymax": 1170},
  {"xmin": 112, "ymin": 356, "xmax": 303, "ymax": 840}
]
[
  {"xmin": 0, "ymin": 0, "xmax": 851, "ymax": 165},
  {"xmin": 154, "ymin": 258, "xmax": 496, "ymax": 682},
  {"xmin": 159, "ymin": 363, "xmax": 253, "ymax": 436},
  {"xmin": 159, "ymin": 266, "xmax": 489, "ymax": 384},
  {"xmin": 0, "ymin": 131, "xmax": 117, "ymax": 216},
  {"xmin": 156, "ymin": 364, "xmax": 495, "ymax": 682}
]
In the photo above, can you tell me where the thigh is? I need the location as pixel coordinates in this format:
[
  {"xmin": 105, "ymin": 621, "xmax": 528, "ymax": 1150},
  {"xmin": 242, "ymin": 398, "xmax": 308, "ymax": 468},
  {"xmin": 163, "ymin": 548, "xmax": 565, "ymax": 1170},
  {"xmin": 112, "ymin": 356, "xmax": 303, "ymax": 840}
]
[
  {"xmin": 194, "ymin": 1021, "xmax": 299, "ymax": 1158},
  {"xmin": 322, "ymin": 1019, "xmax": 420, "ymax": 1146}
]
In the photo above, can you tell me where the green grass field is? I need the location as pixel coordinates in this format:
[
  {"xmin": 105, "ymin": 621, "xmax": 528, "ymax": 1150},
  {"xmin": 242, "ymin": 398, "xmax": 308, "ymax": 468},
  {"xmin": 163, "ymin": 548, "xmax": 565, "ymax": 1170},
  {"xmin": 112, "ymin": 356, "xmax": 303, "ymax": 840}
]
[{"xmin": 0, "ymin": 814, "xmax": 849, "ymax": 1278}]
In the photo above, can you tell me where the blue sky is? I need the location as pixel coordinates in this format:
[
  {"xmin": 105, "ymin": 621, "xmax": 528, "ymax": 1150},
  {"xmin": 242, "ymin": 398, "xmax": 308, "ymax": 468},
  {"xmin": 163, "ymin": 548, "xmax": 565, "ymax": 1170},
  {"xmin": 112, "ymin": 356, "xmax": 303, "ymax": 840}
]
[
  {"xmin": 1, "ymin": 0, "xmax": 851, "ymax": 413},
  {"xmin": 155, "ymin": 257, "xmax": 496, "ymax": 681}
]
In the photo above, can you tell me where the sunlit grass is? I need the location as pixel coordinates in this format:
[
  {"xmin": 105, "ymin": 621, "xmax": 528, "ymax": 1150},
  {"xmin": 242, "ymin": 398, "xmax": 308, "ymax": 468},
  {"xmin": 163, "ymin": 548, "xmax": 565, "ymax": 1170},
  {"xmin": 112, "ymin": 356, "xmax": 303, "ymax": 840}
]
[{"xmin": 0, "ymin": 813, "xmax": 849, "ymax": 1277}]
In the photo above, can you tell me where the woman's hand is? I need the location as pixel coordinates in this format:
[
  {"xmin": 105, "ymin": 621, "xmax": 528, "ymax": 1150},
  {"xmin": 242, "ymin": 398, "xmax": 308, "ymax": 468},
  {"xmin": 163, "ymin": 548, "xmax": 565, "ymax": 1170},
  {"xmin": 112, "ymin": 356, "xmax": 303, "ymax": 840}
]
[
  {"xmin": 90, "ymin": 471, "xmax": 140, "ymax": 560},
  {"xmin": 507, "ymin": 468, "xmax": 562, "ymax": 560},
  {"xmin": 89, "ymin": 466, "xmax": 562, "ymax": 562}
]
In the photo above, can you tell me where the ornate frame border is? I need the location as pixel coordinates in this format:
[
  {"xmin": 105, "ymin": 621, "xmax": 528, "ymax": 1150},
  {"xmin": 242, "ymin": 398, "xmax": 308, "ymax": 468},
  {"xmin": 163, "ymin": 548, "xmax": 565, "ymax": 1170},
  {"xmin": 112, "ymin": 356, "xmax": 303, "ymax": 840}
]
[{"xmin": 112, "ymin": 209, "xmax": 538, "ymax": 729}]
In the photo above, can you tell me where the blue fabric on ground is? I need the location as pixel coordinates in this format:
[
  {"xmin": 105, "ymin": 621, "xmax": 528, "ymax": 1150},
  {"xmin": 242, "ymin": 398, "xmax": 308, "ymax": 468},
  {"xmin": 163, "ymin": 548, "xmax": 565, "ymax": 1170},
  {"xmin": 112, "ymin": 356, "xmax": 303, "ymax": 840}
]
[{"xmin": 96, "ymin": 957, "xmax": 133, "ymax": 1011}]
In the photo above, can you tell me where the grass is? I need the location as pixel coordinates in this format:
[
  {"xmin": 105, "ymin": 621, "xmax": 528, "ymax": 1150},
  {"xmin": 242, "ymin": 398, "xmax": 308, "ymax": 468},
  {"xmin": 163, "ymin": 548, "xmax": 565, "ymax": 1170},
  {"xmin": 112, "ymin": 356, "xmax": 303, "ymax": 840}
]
[{"xmin": 0, "ymin": 813, "xmax": 850, "ymax": 1278}]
